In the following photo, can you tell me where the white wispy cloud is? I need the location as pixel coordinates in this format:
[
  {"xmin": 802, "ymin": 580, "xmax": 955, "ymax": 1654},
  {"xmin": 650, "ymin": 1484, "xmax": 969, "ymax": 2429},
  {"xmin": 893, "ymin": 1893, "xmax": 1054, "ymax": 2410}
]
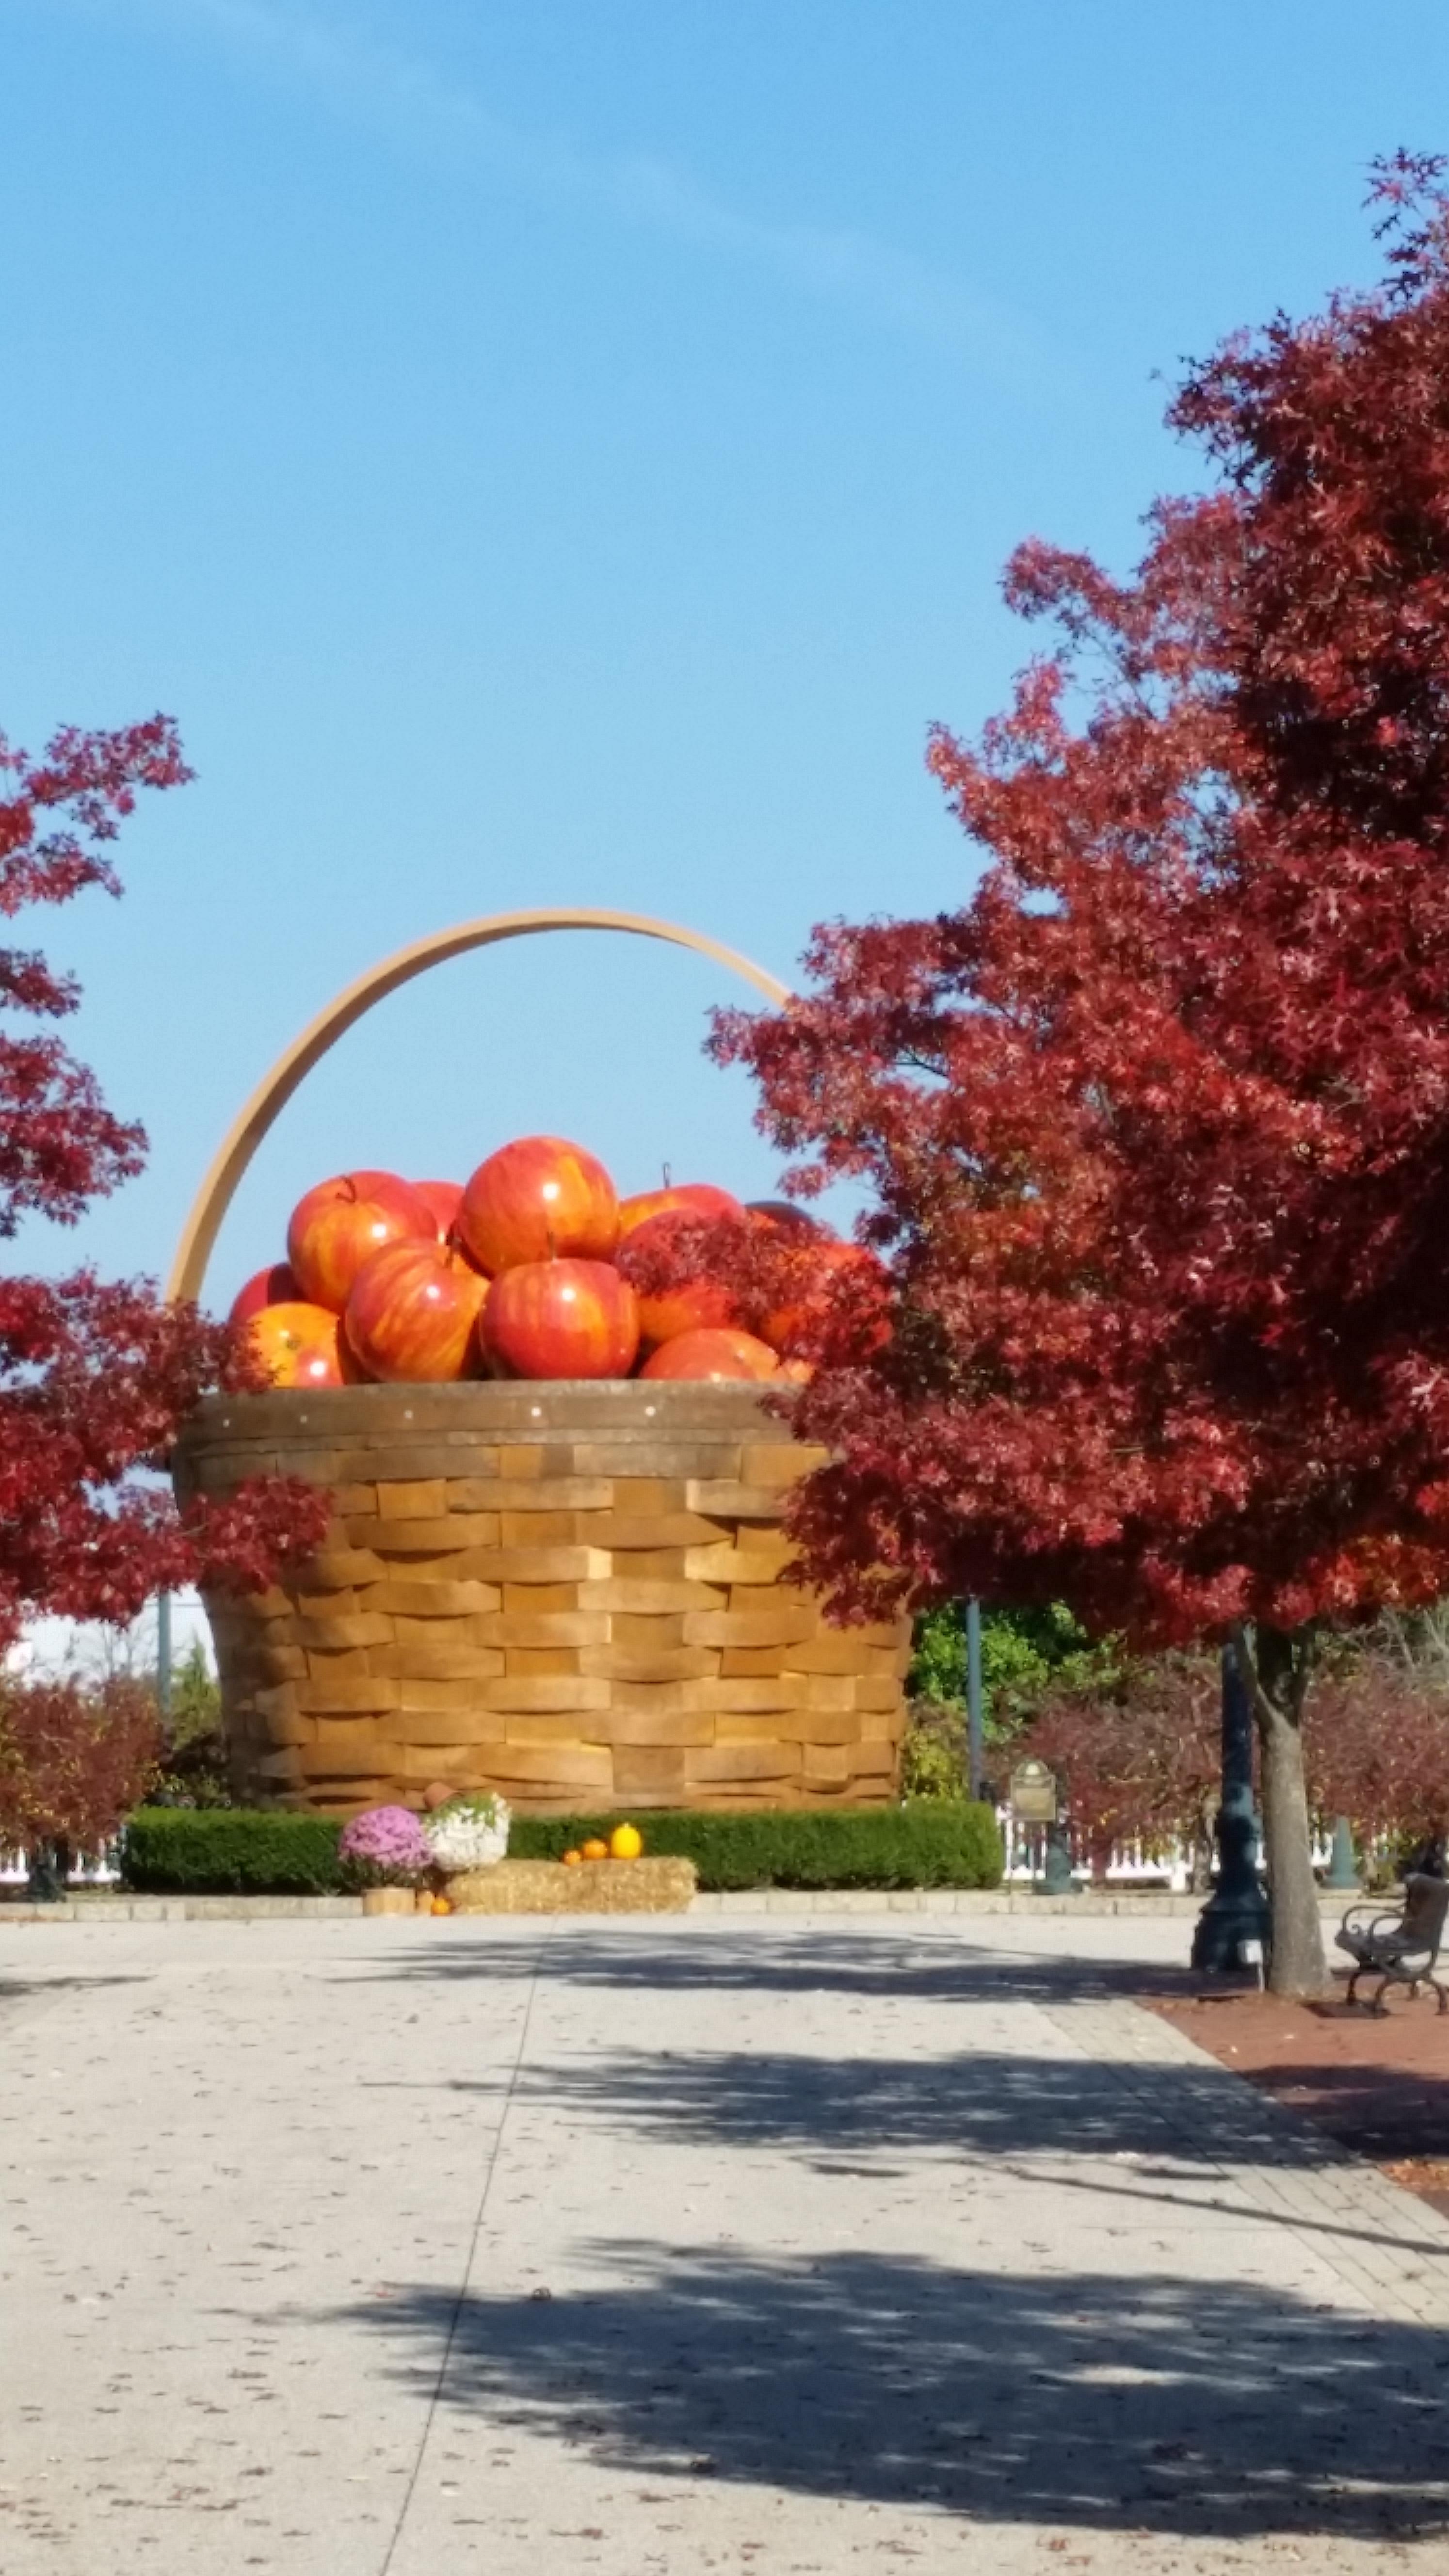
[{"xmin": 77, "ymin": 0, "xmax": 1043, "ymax": 374}]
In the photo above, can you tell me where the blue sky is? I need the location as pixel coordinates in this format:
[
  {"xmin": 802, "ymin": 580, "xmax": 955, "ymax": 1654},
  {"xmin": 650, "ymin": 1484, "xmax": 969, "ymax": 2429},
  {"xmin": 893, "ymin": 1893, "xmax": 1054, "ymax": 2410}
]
[{"xmin": 4, "ymin": 0, "xmax": 1446, "ymax": 1307}]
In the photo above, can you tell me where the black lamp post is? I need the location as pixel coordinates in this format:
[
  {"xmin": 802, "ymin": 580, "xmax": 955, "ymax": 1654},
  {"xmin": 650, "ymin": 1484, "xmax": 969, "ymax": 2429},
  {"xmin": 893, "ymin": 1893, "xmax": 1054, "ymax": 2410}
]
[
  {"xmin": 966, "ymin": 1599, "xmax": 984, "ymax": 1800},
  {"xmin": 1191, "ymin": 1636, "xmax": 1272, "ymax": 1970}
]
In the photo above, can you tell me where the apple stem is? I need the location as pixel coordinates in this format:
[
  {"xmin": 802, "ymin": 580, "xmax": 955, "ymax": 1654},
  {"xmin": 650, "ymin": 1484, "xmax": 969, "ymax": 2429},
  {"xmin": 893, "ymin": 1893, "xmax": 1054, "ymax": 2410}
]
[
  {"xmin": 546, "ymin": 1224, "xmax": 556, "ymax": 1262},
  {"xmin": 662, "ymin": 1162, "xmax": 672, "ymax": 1187}
]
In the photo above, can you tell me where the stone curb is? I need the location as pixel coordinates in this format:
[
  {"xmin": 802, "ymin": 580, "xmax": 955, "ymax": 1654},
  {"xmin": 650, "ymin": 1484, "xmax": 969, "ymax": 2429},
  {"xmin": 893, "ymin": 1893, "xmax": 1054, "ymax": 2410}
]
[
  {"xmin": 0, "ymin": 1887, "xmax": 1357, "ymax": 1924},
  {"xmin": 0, "ymin": 1895, "xmax": 366, "ymax": 1922}
]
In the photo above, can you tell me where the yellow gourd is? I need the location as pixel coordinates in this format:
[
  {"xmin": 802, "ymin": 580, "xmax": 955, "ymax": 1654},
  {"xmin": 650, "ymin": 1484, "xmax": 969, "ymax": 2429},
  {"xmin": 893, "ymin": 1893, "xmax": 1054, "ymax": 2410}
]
[{"xmin": 609, "ymin": 1821, "xmax": 644, "ymax": 1861}]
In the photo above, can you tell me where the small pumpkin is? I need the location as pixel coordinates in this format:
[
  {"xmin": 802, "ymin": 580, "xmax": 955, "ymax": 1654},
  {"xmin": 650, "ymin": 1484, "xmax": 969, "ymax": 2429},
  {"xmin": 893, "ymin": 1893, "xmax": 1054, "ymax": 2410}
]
[
  {"xmin": 580, "ymin": 1837, "xmax": 609, "ymax": 1862},
  {"xmin": 562, "ymin": 1847, "xmax": 583, "ymax": 1867},
  {"xmin": 609, "ymin": 1821, "xmax": 643, "ymax": 1861},
  {"xmin": 431, "ymin": 1895, "xmax": 452, "ymax": 1916}
]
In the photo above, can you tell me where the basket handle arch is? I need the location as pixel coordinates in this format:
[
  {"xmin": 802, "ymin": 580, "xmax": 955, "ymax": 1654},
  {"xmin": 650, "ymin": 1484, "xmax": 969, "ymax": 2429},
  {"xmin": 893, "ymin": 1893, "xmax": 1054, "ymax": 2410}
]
[{"xmin": 166, "ymin": 904, "xmax": 791, "ymax": 1305}]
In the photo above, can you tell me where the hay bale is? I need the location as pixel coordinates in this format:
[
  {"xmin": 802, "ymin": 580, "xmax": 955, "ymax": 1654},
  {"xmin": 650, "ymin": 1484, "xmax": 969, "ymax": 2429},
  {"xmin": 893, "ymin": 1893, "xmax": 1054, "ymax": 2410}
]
[{"xmin": 446, "ymin": 1856, "xmax": 696, "ymax": 1914}]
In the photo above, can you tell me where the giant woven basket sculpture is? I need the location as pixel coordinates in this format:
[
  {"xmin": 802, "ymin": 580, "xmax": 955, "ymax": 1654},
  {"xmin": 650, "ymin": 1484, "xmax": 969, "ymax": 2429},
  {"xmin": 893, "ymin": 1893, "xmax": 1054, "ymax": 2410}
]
[{"xmin": 168, "ymin": 910, "xmax": 910, "ymax": 1813}]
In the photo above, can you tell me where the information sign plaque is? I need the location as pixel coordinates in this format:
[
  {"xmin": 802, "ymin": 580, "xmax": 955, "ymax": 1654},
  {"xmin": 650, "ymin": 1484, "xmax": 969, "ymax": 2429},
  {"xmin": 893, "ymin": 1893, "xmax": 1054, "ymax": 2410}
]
[{"xmin": 1009, "ymin": 1756, "xmax": 1058, "ymax": 1824}]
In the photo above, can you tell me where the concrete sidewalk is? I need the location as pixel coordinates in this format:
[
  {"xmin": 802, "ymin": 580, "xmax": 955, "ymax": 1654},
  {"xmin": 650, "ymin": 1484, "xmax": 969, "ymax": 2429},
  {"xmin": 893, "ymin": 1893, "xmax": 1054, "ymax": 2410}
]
[{"xmin": 2, "ymin": 1914, "xmax": 1448, "ymax": 2575}]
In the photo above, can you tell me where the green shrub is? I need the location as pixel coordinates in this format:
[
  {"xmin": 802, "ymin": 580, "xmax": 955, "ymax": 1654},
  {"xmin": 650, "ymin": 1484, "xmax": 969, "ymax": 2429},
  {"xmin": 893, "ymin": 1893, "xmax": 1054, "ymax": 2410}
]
[
  {"xmin": 121, "ymin": 1799, "xmax": 1002, "ymax": 1894},
  {"xmin": 510, "ymin": 1802, "xmax": 1003, "ymax": 1890},
  {"xmin": 899, "ymin": 1700, "xmax": 971, "ymax": 1801},
  {"xmin": 123, "ymin": 1807, "xmax": 342, "ymax": 1894}
]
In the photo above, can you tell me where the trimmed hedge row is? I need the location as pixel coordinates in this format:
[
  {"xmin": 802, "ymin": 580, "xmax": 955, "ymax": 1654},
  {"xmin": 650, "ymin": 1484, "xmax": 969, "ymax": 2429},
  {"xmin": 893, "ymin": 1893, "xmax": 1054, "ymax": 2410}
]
[
  {"xmin": 122, "ymin": 1801, "xmax": 1002, "ymax": 1895},
  {"xmin": 124, "ymin": 1808, "xmax": 343, "ymax": 1895},
  {"xmin": 511, "ymin": 1803, "xmax": 1002, "ymax": 1889}
]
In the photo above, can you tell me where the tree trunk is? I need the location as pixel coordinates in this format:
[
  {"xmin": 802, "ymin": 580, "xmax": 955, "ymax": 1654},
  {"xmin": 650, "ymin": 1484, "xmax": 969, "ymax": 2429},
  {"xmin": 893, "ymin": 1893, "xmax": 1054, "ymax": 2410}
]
[{"xmin": 1243, "ymin": 1622, "xmax": 1330, "ymax": 1997}]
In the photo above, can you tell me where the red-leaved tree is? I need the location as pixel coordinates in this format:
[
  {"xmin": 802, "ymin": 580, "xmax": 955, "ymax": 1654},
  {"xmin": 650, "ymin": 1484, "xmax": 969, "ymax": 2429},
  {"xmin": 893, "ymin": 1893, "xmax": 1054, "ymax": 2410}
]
[
  {"xmin": 0, "ymin": 716, "xmax": 328, "ymax": 1852},
  {"xmin": 702, "ymin": 159, "xmax": 1449, "ymax": 1993},
  {"xmin": 1027, "ymin": 1640, "xmax": 1449, "ymax": 1870},
  {"xmin": 1308, "ymin": 1662, "xmax": 1449, "ymax": 1853},
  {"xmin": 0, "ymin": 1674, "xmax": 161, "ymax": 1856},
  {"xmin": 1027, "ymin": 1660, "xmax": 1223, "ymax": 1885}
]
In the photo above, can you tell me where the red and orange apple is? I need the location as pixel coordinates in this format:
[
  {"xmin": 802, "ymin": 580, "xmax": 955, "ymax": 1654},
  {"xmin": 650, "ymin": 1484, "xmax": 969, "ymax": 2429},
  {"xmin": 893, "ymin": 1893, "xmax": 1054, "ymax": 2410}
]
[
  {"xmin": 413, "ymin": 1179, "xmax": 464, "ymax": 1244},
  {"xmin": 747, "ymin": 1199, "xmax": 831, "ymax": 1242},
  {"xmin": 639, "ymin": 1326, "xmax": 779, "ymax": 1382},
  {"xmin": 616, "ymin": 1181, "xmax": 742, "ymax": 1240},
  {"xmin": 246, "ymin": 1301, "xmax": 353, "ymax": 1389},
  {"xmin": 229, "ymin": 1261, "xmax": 303, "ymax": 1323},
  {"xmin": 481, "ymin": 1258, "xmax": 639, "ymax": 1380},
  {"xmin": 459, "ymin": 1136, "xmax": 619, "ymax": 1276},
  {"xmin": 759, "ymin": 1241, "xmax": 891, "ymax": 1361},
  {"xmin": 615, "ymin": 1209, "xmax": 742, "ymax": 1347},
  {"xmin": 286, "ymin": 1171, "xmax": 435, "ymax": 1313},
  {"xmin": 343, "ymin": 1239, "xmax": 487, "ymax": 1382}
]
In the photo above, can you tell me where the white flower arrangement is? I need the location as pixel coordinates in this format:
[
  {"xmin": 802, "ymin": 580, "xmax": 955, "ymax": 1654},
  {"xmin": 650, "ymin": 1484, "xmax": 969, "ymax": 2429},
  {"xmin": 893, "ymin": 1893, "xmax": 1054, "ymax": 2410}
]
[{"xmin": 423, "ymin": 1791, "xmax": 511, "ymax": 1872}]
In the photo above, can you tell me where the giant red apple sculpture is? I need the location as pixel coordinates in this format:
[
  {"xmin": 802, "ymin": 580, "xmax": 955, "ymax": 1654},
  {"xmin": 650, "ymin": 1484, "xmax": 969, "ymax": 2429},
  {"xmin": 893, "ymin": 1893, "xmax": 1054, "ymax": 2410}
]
[
  {"xmin": 459, "ymin": 1136, "xmax": 619, "ymax": 1275},
  {"xmin": 482, "ymin": 1258, "xmax": 640, "ymax": 1380},
  {"xmin": 616, "ymin": 1209, "xmax": 742, "ymax": 1348},
  {"xmin": 640, "ymin": 1326, "xmax": 779, "ymax": 1382},
  {"xmin": 287, "ymin": 1171, "xmax": 435, "ymax": 1312},
  {"xmin": 344, "ymin": 1240, "xmax": 487, "ymax": 1382},
  {"xmin": 246, "ymin": 1301, "xmax": 353, "ymax": 1388},
  {"xmin": 229, "ymin": 1260, "xmax": 303, "ymax": 1323},
  {"xmin": 759, "ymin": 1241, "xmax": 891, "ymax": 1363},
  {"xmin": 413, "ymin": 1179, "xmax": 464, "ymax": 1244},
  {"xmin": 747, "ymin": 1200, "xmax": 830, "ymax": 1243},
  {"xmin": 616, "ymin": 1181, "xmax": 742, "ymax": 1240}
]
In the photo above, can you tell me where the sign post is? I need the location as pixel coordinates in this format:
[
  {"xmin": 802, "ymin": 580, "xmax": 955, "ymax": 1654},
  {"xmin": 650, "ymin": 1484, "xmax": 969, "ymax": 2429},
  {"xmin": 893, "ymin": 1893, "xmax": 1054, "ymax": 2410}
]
[{"xmin": 1011, "ymin": 1756, "xmax": 1076, "ymax": 1898}]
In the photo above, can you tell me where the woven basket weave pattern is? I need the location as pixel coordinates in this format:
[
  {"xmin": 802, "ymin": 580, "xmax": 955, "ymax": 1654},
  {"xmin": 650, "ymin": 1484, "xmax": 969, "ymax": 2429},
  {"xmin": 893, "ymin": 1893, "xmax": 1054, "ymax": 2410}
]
[{"xmin": 174, "ymin": 1381, "xmax": 909, "ymax": 1813}]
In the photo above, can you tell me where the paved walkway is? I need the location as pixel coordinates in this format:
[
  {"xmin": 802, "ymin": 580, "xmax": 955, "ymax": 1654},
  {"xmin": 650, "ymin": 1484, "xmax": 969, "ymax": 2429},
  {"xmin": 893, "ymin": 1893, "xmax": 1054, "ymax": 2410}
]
[{"xmin": 3, "ymin": 1913, "xmax": 1449, "ymax": 2575}]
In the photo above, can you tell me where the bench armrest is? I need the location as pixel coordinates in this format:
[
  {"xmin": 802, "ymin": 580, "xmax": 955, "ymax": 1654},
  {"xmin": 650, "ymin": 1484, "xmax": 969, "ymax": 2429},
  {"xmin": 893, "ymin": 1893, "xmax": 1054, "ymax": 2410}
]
[{"xmin": 1339, "ymin": 1903, "xmax": 1401, "ymax": 1937}]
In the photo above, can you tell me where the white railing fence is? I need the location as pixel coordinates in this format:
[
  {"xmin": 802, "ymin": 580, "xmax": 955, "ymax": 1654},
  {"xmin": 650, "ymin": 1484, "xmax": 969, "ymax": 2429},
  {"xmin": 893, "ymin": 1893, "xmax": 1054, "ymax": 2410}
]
[
  {"xmin": 995, "ymin": 1808, "xmax": 1375, "ymax": 1888},
  {"xmin": 0, "ymin": 1818, "xmax": 1396, "ymax": 1897},
  {"xmin": 0, "ymin": 1845, "xmax": 121, "ymax": 1889}
]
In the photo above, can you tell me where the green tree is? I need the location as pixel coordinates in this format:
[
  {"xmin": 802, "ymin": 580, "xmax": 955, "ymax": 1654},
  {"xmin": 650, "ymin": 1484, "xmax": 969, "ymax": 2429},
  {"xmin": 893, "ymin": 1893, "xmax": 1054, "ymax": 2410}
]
[
  {"xmin": 151, "ymin": 1641, "xmax": 230, "ymax": 1808},
  {"xmin": 909, "ymin": 1602, "xmax": 1113, "ymax": 1733}
]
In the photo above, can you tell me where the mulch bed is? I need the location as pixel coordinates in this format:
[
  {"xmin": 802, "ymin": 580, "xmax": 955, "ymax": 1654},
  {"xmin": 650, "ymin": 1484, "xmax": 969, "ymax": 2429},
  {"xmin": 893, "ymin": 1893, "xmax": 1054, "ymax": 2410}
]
[{"xmin": 1143, "ymin": 1973, "xmax": 1449, "ymax": 2218}]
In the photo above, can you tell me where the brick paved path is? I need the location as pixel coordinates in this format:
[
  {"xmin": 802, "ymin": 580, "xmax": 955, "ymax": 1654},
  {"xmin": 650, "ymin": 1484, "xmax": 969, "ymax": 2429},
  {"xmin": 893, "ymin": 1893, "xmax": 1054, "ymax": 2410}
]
[{"xmin": 3, "ymin": 1914, "xmax": 1448, "ymax": 2574}]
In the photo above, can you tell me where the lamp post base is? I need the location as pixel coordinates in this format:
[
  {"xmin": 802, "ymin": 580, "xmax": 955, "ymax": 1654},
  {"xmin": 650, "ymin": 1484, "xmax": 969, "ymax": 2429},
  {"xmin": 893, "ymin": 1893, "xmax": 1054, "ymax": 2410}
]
[
  {"xmin": 1191, "ymin": 1796, "xmax": 1270, "ymax": 1971},
  {"xmin": 1191, "ymin": 1881, "xmax": 1272, "ymax": 1971},
  {"xmin": 24, "ymin": 1842, "xmax": 68, "ymax": 1905},
  {"xmin": 1036, "ymin": 1820, "xmax": 1079, "ymax": 1898}
]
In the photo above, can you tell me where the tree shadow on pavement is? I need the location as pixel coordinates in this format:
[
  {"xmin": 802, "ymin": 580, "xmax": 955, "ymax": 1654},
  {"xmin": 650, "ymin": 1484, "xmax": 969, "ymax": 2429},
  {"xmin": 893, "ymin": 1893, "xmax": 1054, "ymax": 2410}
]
[
  {"xmin": 365, "ymin": 2037, "xmax": 1449, "ymax": 2260},
  {"xmin": 350, "ymin": 1926, "xmax": 1196, "ymax": 2007},
  {"xmin": 451, "ymin": 2037, "xmax": 1345, "ymax": 2176},
  {"xmin": 336, "ymin": 2245, "xmax": 1449, "ymax": 2543}
]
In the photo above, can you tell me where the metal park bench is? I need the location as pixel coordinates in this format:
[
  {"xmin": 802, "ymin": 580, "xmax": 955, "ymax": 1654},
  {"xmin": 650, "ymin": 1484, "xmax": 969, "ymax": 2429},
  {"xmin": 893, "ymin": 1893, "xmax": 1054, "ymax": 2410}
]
[{"xmin": 1334, "ymin": 1872, "xmax": 1449, "ymax": 2013}]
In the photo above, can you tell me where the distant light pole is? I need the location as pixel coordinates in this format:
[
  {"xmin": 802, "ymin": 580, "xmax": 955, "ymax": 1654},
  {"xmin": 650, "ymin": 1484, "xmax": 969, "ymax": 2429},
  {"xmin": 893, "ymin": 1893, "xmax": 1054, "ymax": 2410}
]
[
  {"xmin": 966, "ymin": 1599, "xmax": 984, "ymax": 1800},
  {"xmin": 1191, "ymin": 1636, "xmax": 1271, "ymax": 1971},
  {"xmin": 156, "ymin": 1591, "xmax": 173, "ymax": 1723},
  {"xmin": 1325, "ymin": 1816, "xmax": 1359, "ymax": 1892}
]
